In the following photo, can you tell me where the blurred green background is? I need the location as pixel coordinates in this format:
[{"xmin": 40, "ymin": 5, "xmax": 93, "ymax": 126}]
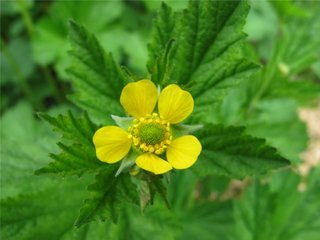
[{"xmin": 1, "ymin": 0, "xmax": 320, "ymax": 239}]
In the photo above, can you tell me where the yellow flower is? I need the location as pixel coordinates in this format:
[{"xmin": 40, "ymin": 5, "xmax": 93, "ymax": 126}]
[{"xmin": 93, "ymin": 79, "xmax": 202, "ymax": 175}]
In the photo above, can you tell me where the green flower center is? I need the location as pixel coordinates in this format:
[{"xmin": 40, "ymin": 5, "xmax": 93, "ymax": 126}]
[
  {"xmin": 128, "ymin": 113, "xmax": 172, "ymax": 154},
  {"xmin": 139, "ymin": 123, "xmax": 165, "ymax": 145}
]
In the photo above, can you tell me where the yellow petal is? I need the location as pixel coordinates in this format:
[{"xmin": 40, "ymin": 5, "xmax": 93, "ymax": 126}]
[
  {"xmin": 158, "ymin": 84, "xmax": 194, "ymax": 124},
  {"xmin": 136, "ymin": 153, "xmax": 172, "ymax": 175},
  {"xmin": 166, "ymin": 135, "xmax": 202, "ymax": 169},
  {"xmin": 93, "ymin": 126, "xmax": 132, "ymax": 163},
  {"xmin": 120, "ymin": 79, "xmax": 158, "ymax": 118}
]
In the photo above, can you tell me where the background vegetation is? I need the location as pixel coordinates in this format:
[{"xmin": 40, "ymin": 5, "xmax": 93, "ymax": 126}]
[{"xmin": 1, "ymin": 0, "xmax": 319, "ymax": 239}]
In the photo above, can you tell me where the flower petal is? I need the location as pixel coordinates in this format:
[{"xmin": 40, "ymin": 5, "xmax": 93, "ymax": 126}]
[
  {"xmin": 136, "ymin": 153, "xmax": 172, "ymax": 175},
  {"xmin": 120, "ymin": 79, "xmax": 158, "ymax": 118},
  {"xmin": 166, "ymin": 135, "xmax": 202, "ymax": 169},
  {"xmin": 93, "ymin": 126, "xmax": 132, "ymax": 163},
  {"xmin": 158, "ymin": 84, "xmax": 194, "ymax": 124}
]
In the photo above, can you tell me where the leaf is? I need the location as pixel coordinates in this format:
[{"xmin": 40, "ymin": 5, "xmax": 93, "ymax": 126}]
[
  {"xmin": 148, "ymin": 0, "xmax": 259, "ymax": 120},
  {"xmin": 178, "ymin": 202, "xmax": 234, "ymax": 240},
  {"xmin": 36, "ymin": 111, "xmax": 105, "ymax": 177},
  {"xmin": 0, "ymin": 102, "xmax": 57, "ymax": 198},
  {"xmin": 268, "ymin": 78, "xmax": 320, "ymax": 105},
  {"xmin": 67, "ymin": 20, "xmax": 127, "ymax": 124},
  {"xmin": 233, "ymin": 169, "xmax": 320, "ymax": 240},
  {"xmin": 0, "ymin": 178, "xmax": 88, "ymax": 240},
  {"xmin": 194, "ymin": 124, "xmax": 290, "ymax": 178},
  {"xmin": 0, "ymin": 102, "xmax": 114, "ymax": 240},
  {"xmin": 244, "ymin": 99, "xmax": 309, "ymax": 164},
  {"xmin": 75, "ymin": 168, "xmax": 139, "ymax": 227},
  {"xmin": 147, "ymin": 2, "xmax": 176, "ymax": 72}
]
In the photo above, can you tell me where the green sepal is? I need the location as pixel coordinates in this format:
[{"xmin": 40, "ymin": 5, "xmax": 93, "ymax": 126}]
[
  {"xmin": 171, "ymin": 123, "xmax": 203, "ymax": 138},
  {"xmin": 115, "ymin": 150, "xmax": 138, "ymax": 177},
  {"xmin": 111, "ymin": 115, "xmax": 133, "ymax": 130}
]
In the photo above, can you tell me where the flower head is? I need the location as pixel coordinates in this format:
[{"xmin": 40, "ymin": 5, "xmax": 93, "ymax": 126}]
[{"xmin": 93, "ymin": 79, "xmax": 202, "ymax": 175}]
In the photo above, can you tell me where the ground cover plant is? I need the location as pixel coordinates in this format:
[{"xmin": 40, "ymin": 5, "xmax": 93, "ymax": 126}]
[{"xmin": 1, "ymin": 0, "xmax": 320, "ymax": 239}]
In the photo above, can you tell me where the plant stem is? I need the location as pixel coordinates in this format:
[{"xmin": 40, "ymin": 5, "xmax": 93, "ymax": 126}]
[
  {"xmin": 41, "ymin": 67, "xmax": 65, "ymax": 103},
  {"xmin": 17, "ymin": 0, "xmax": 64, "ymax": 104},
  {"xmin": 1, "ymin": 38, "xmax": 42, "ymax": 110},
  {"xmin": 17, "ymin": 0, "xmax": 34, "ymax": 37}
]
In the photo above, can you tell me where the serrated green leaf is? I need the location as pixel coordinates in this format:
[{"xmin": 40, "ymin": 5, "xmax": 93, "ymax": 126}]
[
  {"xmin": 38, "ymin": 111, "xmax": 96, "ymax": 144},
  {"xmin": 194, "ymin": 124, "xmax": 290, "ymax": 178},
  {"xmin": 171, "ymin": 1, "xmax": 253, "ymax": 84},
  {"xmin": 147, "ymin": 2, "xmax": 176, "ymax": 76},
  {"xmin": 36, "ymin": 111, "xmax": 104, "ymax": 176},
  {"xmin": 233, "ymin": 169, "xmax": 320, "ymax": 240},
  {"xmin": 67, "ymin": 20, "xmax": 127, "ymax": 124},
  {"xmin": 75, "ymin": 168, "xmax": 139, "ymax": 227},
  {"xmin": 149, "ymin": 39, "xmax": 176, "ymax": 86},
  {"xmin": 0, "ymin": 178, "xmax": 88, "ymax": 240},
  {"xmin": 148, "ymin": 0, "xmax": 259, "ymax": 120}
]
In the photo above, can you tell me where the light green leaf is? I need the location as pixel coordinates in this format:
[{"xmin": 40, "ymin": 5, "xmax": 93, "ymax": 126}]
[
  {"xmin": 268, "ymin": 78, "xmax": 320, "ymax": 105},
  {"xmin": 244, "ymin": 99, "xmax": 308, "ymax": 164},
  {"xmin": 233, "ymin": 169, "xmax": 320, "ymax": 240},
  {"xmin": 194, "ymin": 124, "xmax": 290, "ymax": 178},
  {"xmin": 67, "ymin": 20, "xmax": 127, "ymax": 124},
  {"xmin": 36, "ymin": 111, "xmax": 105, "ymax": 176},
  {"xmin": 0, "ymin": 102, "xmax": 57, "ymax": 198},
  {"xmin": 75, "ymin": 168, "xmax": 139, "ymax": 227}
]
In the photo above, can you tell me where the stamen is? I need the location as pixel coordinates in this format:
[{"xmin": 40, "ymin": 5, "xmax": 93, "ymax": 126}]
[{"xmin": 128, "ymin": 113, "xmax": 172, "ymax": 155}]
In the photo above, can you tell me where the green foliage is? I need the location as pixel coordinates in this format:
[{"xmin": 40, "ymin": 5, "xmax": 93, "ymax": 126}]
[
  {"xmin": 75, "ymin": 168, "xmax": 139, "ymax": 227},
  {"xmin": 0, "ymin": 102, "xmax": 57, "ymax": 198},
  {"xmin": 148, "ymin": 0, "xmax": 259, "ymax": 120},
  {"xmin": 147, "ymin": 2, "xmax": 175, "ymax": 78},
  {"xmin": 244, "ymin": 99, "xmax": 308, "ymax": 164},
  {"xmin": 67, "ymin": 21, "xmax": 127, "ymax": 124},
  {"xmin": 0, "ymin": 37, "xmax": 35, "ymax": 85},
  {"xmin": 32, "ymin": 1, "xmax": 148, "ymax": 79},
  {"xmin": 2, "ymin": 0, "xmax": 320, "ymax": 239},
  {"xmin": 194, "ymin": 124, "xmax": 290, "ymax": 178},
  {"xmin": 233, "ymin": 168, "xmax": 320, "ymax": 240},
  {"xmin": 0, "ymin": 102, "xmax": 99, "ymax": 239},
  {"xmin": 36, "ymin": 111, "xmax": 105, "ymax": 176}
]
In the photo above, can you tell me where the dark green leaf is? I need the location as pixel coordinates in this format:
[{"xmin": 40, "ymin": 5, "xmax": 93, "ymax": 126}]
[
  {"xmin": 36, "ymin": 111, "xmax": 104, "ymax": 176},
  {"xmin": 194, "ymin": 124, "xmax": 290, "ymax": 178},
  {"xmin": 147, "ymin": 2, "xmax": 175, "ymax": 72},
  {"xmin": 67, "ymin": 20, "xmax": 127, "ymax": 124},
  {"xmin": 75, "ymin": 168, "xmax": 139, "ymax": 227},
  {"xmin": 148, "ymin": 0, "xmax": 259, "ymax": 119}
]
